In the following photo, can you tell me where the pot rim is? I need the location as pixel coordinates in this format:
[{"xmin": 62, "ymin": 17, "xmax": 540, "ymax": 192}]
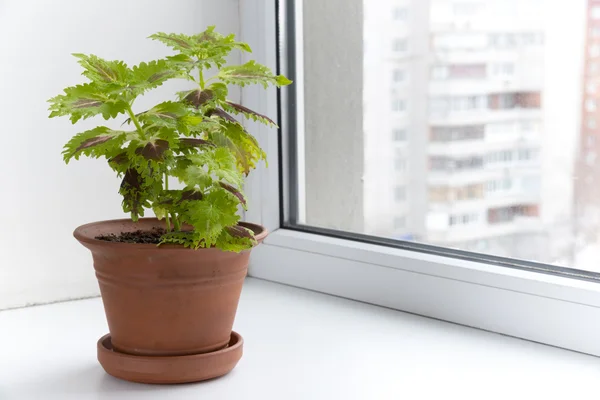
[{"xmin": 73, "ymin": 217, "xmax": 268, "ymax": 250}]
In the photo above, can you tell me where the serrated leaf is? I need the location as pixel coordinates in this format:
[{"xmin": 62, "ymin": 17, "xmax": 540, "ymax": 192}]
[
  {"xmin": 210, "ymin": 123, "xmax": 266, "ymax": 175},
  {"xmin": 149, "ymin": 32, "xmax": 195, "ymax": 51},
  {"xmin": 137, "ymin": 101, "xmax": 188, "ymax": 128},
  {"xmin": 179, "ymin": 138, "xmax": 216, "ymax": 147},
  {"xmin": 62, "ymin": 126, "xmax": 127, "ymax": 163},
  {"xmin": 130, "ymin": 59, "xmax": 180, "ymax": 95},
  {"xmin": 219, "ymin": 182, "xmax": 247, "ymax": 206},
  {"xmin": 72, "ymin": 53, "xmax": 130, "ymax": 84},
  {"xmin": 222, "ymin": 101, "xmax": 277, "ymax": 126},
  {"xmin": 218, "ymin": 60, "xmax": 292, "ymax": 88},
  {"xmin": 135, "ymin": 139, "xmax": 169, "ymax": 161},
  {"xmin": 48, "ymin": 83, "xmax": 129, "ymax": 123},
  {"xmin": 181, "ymin": 189, "xmax": 204, "ymax": 201},
  {"xmin": 184, "ymin": 89, "xmax": 214, "ymax": 108},
  {"xmin": 207, "ymin": 108, "xmax": 237, "ymax": 123}
]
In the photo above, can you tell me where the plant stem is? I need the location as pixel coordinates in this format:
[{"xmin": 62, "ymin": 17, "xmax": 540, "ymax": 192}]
[
  {"xmin": 198, "ymin": 68, "xmax": 205, "ymax": 89},
  {"xmin": 171, "ymin": 213, "xmax": 181, "ymax": 231},
  {"xmin": 164, "ymin": 172, "xmax": 171, "ymax": 232},
  {"xmin": 126, "ymin": 106, "xmax": 145, "ymax": 140}
]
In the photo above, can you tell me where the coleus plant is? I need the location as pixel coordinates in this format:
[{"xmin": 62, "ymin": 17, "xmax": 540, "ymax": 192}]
[{"xmin": 48, "ymin": 27, "xmax": 291, "ymax": 251}]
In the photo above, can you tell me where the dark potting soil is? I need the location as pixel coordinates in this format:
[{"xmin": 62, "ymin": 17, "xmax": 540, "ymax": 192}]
[{"xmin": 96, "ymin": 228, "xmax": 167, "ymax": 244}]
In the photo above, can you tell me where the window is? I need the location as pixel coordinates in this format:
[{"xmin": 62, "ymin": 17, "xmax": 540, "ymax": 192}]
[
  {"xmin": 590, "ymin": 44, "xmax": 600, "ymax": 58},
  {"xmin": 395, "ymin": 186, "xmax": 406, "ymax": 201},
  {"xmin": 453, "ymin": 2, "xmax": 479, "ymax": 16},
  {"xmin": 394, "ymin": 216, "xmax": 406, "ymax": 229},
  {"xmin": 394, "ymin": 152, "xmax": 407, "ymax": 171},
  {"xmin": 391, "ymin": 99, "xmax": 406, "ymax": 112},
  {"xmin": 393, "ymin": 7, "xmax": 408, "ymax": 21},
  {"xmin": 488, "ymin": 205, "xmax": 539, "ymax": 224},
  {"xmin": 587, "ymin": 82, "xmax": 597, "ymax": 94},
  {"xmin": 393, "ymin": 69, "xmax": 405, "ymax": 82},
  {"xmin": 393, "ymin": 38, "xmax": 408, "ymax": 52},
  {"xmin": 587, "ymin": 98, "xmax": 597, "ymax": 112},
  {"xmin": 489, "ymin": 33, "xmax": 517, "ymax": 48},
  {"xmin": 486, "ymin": 178, "xmax": 512, "ymax": 193},
  {"xmin": 250, "ymin": 0, "xmax": 600, "ymax": 359},
  {"xmin": 592, "ymin": 5, "xmax": 600, "ymax": 19},
  {"xmin": 592, "ymin": 26, "xmax": 600, "ymax": 38},
  {"xmin": 393, "ymin": 129, "xmax": 406, "ymax": 141},
  {"xmin": 431, "ymin": 66, "xmax": 448, "ymax": 80},
  {"xmin": 589, "ymin": 118, "xmax": 597, "ymax": 129},
  {"xmin": 490, "ymin": 62, "xmax": 515, "ymax": 78},
  {"xmin": 449, "ymin": 213, "xmax": 478, "ymax": 226},
  {"xmin": 518, "ymin": 149, "xmax": 538, "ymax": 161},
  {"xmin": 430, "ymin": 125, "xmax": 484, "ymax": 142}
]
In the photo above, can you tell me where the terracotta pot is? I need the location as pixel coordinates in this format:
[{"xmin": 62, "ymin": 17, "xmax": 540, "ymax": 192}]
[{"xmin": 74, "ymin": 218, "xmax": 267, "ymax": 357}]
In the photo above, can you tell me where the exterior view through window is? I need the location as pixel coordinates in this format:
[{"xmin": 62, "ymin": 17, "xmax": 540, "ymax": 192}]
[{"xmin": 289, "ymin": 0, "xmax": 600, "ymax": 272}]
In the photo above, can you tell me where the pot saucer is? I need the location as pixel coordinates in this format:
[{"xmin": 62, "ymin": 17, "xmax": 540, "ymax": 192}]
[{"xmin": 97, "ymin": 331, "xmax": 243, "ymax": 384}]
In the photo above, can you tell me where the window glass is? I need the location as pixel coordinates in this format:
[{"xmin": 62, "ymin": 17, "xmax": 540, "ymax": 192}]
[{"xmin": 292, "ymin": 0, "xmax": 598, "ymax": 272}]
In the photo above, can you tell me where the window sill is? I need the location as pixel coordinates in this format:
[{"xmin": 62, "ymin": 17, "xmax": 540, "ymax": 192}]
[
  {"xmin": 251, "ymin": 229, "xmax": 600, "ymax": 356},
  {"xmin": 1, "ymin": 278, "xmax": 598, "ymax": 399}
]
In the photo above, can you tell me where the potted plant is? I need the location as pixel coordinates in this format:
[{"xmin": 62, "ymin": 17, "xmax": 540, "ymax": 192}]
[{"xmin": 48, "ymin": 27, "xmax": 291, "ymax": 384}]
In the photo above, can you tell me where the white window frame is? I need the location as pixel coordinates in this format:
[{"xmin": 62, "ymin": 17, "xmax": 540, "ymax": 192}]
[{"xmin": 240, "ymin": 0, "xmax": 600, "ymax": 357}]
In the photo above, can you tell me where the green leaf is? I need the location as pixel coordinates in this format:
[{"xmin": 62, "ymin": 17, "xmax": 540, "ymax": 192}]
[
  {"xmin": 62, "ymin": 127, "xmax": 127, "ymax": 163},
  {"xmin": 72, "ymin": 53, "xmax": 130, "ymax": 85},
  {"xmin": 210, "ymin": 123, "xmax": 266, "ymax": 175},
  {"xmin": 135, "ymin": 139, "xmax": 170, "ymax": 161},
  {"xmin": 151, "ymin": 27, "xmax": 252, "ymax": 70},
  {"xmin": 207, "ymin": 108, "xmax": 237, "ymax": 123},
  {"xmin": 219, "ymin": 181, "xmax": 247, "ymax": 207},
  {"xmin": 149, "ymin": 32, "xmax": 196, "ymax": 52},
  {"xmin": 48, "ymin": 83, "xmax": 129, "ymax": 123},
  {"xmin": 129, "ymin": 59, "xmax": 181, "ymax": 95},
  {"xmin": 218, "ymin": 60, "xmax": 292, "ymax": 88},
  {"xmin": 179, "ymin": 189, "xmax": 241, "ymax": 248},
  {"xmin": 215, "ymin": 227, "xmax": 256, "ymax": 252},
  {"xmin": 136, "ymin": 101, "xmax": 188, "ymax": 128},
  {"xmin": 222, "ymin": 101, "xmax": 277, "ymax": 126}
]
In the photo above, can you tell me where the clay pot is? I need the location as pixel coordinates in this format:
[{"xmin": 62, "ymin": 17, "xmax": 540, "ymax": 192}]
[{"xmin": 74, "ymin": 218, "xmax": 267, "ymax": 357}]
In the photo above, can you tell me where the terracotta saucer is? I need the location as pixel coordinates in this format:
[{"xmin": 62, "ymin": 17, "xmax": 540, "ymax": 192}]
[{"xmin": 97, "ymin": 331, "xmax": 243, "ymax": 384}]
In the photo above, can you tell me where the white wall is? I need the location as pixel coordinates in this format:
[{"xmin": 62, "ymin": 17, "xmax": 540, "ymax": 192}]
[{"xmin": 0, "ymin": 0, "xmax": 240, "ymax": 309}]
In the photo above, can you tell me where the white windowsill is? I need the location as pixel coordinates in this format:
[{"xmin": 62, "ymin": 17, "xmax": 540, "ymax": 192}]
[{"xmin": 1, "ymin": 278, "xmax": 598, "ymax": 400}]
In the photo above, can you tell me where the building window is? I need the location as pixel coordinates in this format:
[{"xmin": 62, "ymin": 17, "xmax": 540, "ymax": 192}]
[
  {"xmin": 592, "ymin": 5, "xmax": 600, "ymax": 19},
  {"xmin": 393, "ymin": 38, "xmax": 408, "ymax": 52},
  {"xmin": 520, "ymin": 121, "xmax": 534, "ymax": 132},
  {"xmin": 449, "ymin": 213, "xmax": 478, "ymax": 226},
  {"xmin": 587, "ymin": 98, "xmax": 597, "ymax": 112},
  {"xmin": 430, "ymin": 125, "xmax": 485, "ymax": 142},
  {"xmin": 589, "ymin": 61, "xmax": 599, "ymax": 75},
  {"xmin": 393, "ymin": 69, "xmax": 405, "ymax": 82},
  {"xmin": 392, "ymin": 99, "xmax": 406, "ymax": 112},
  {"xmin": 393, "ymin": 129, "xmax": 407, "ymax": 141},
  {"xmin": 518, "ymin": 149, "xmax": 538, "ymax": 161},
  {"xmin": 491, "ymin": 62, "xmax": 515, "ymax": 78},
  {"xmin": 589, "ymin": 118, "xmax": 597, "ymax": 129},
  {"xmin": 394, "ymin": 152, "xmax": 407, "ymax": 171},
  {"xmin": 447, "ymin": 64, "xmax": 486, "ymax": 79},
  {"xmin": 394, "ymin": 216, "xmax": 406, "ymax": 229},
  {"xmin": 588, "ymin": 135, "xmax": 596, "ymax": 147},
  {"xmin": 453, "ymin": 2, "xmax": 479, "ymax": 16},
  {"xmin": 590, "ymin": 44, "xmax": 600, "ymax": 58},
  {"xmin": 587, "ymin": 82, "xmax": 597, "ymax": 94},
  {"xmin": 489, "ymin": 33, "xmax": 517, "ymax": 48},
  {"xmin": 488, "ymin": 205, "xmax": 539, "ymax": 224},
  {"xmin": 486, "ymin": 179, "xmax": 512, "ymax": 193},
  {"xmin": 395, "ymin": 186, "xmax": 406, "ymax": 201},
  {"xmin": 592, "ymin": 26, "xmax": 600, "ymax": 38},
  {"xmin": 431, "ymin": 66, "xmax": 448, "ymax": 80},
  {"xmin": 393, "ymin": 7, "xmax": 408, "ymax": 21}
]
